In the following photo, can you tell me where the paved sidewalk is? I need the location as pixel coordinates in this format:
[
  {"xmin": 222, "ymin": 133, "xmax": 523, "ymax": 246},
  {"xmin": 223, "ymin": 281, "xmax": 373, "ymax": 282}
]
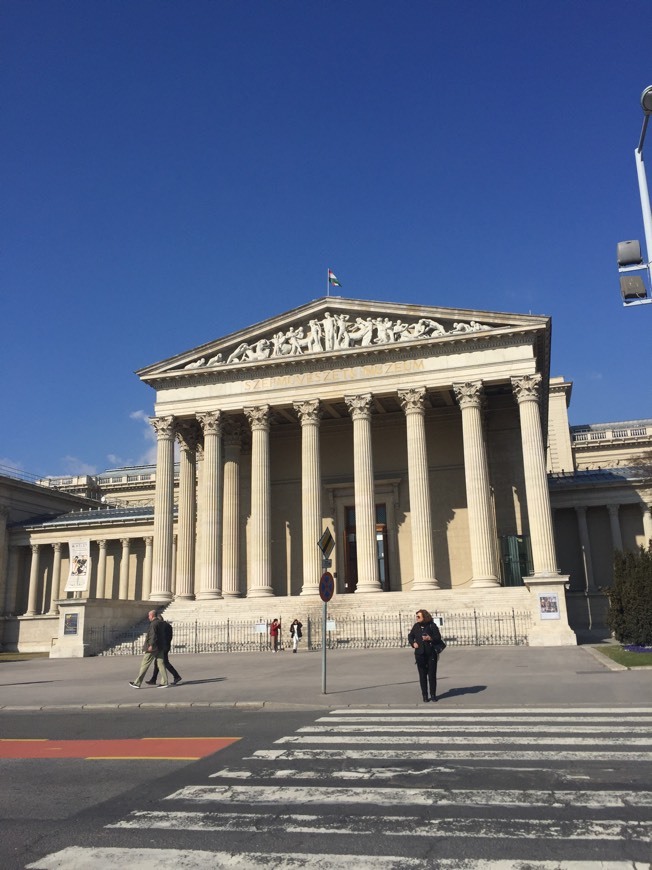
[{"xmin": 1, "ymin": 645, "xmax": 650, "ymax": 712}]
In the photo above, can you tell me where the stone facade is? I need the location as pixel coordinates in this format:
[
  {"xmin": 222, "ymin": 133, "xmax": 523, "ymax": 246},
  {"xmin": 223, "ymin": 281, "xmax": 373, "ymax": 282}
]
[{"xmin": 2, "ymin": 297, "xmax": 650, "ymax": 653}]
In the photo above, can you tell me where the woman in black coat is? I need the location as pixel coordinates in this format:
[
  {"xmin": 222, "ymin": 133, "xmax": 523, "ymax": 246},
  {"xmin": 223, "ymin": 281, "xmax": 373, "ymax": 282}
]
[{"xmin": 407, "ymin": 608, "xmax": 443, "ymax": 702}]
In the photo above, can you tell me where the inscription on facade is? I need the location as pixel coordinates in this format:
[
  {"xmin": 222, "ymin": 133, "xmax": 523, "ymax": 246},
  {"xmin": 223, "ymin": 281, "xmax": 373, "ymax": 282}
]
[{"xmin": 243, "ymin": 358, "xmax": 425, "ymax": 392}]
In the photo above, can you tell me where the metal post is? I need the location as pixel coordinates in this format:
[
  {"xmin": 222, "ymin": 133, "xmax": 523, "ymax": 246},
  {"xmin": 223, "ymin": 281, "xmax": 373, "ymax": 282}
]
[
  {"xmin": 321, "ymin": 600, "xmax": 327, "ymax": 694},
  {"xmin": 635, "ymin": 145, "xmax": 652, "ymax": 279}
]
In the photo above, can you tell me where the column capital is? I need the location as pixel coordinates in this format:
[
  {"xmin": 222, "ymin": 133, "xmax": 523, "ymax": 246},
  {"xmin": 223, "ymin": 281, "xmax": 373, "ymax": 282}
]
[
  {"xmin": 574, "ymin": 504, "xmax": 587, "ymax": 517},
  {"xmin": 176, "ymin": 421, "xmax": 200, "ymax": 453},
  {"xmin": 150, "ymin": 415, "xmax": 176, "ymax": 439},
  {"xmin": 52, "ymin": 541, "xmax": 62, "ymax": 553},
  {"xmin": 294, "ymin": 399, "xmax": 321, "ymax": 425},
  {"xmin": 244, "ymin": 405, "xmax": 270, "ymax": 431},
  {"xmin": 398, "ymin": 387, "xmax": 427, "ymax": 415},
  {"xmin": 144, "ymin": 535, "xmax": 153, "ymax": 545},
  {"xmin": 223, "ymin": 419, "xmax": 243, "ymax": 447},
  {"xmin": 98, "ymin": 539, "xmax": 108, "ymax": 550},
  {"xmin": 511, "ymin": 373, "xmax": 542, "ymax": 403},
  {"xmin": 453, "ymin": 381, "xmax": 484, "ymax": 409},
  {"xmin": 120, "ymin": 537, "xmax": 131, "ymax": 547},
  {"xmin": 345, "ymin": 393, "xmax": 373, "ymax": 421},
  {"xmin": 606, "ymin": 503, "xmax": 620, "ymax": 517},
  {"xmin": 197, "ymin": 410, "xmax": 223, "ymax": 436},
  {"xmin": 31, "ymin": 543, "xmax": 40, "ymax": 555}
]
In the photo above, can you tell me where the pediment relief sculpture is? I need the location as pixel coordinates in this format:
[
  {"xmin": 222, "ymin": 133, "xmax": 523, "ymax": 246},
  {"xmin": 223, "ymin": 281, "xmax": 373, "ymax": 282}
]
[{"xmin": 176, "ymin": 311, "xmax": 494, "ymax": 372}]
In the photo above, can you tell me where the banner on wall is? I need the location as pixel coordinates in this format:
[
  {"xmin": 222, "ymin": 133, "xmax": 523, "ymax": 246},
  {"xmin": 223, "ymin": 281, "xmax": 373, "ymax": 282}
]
[{"xmin": 64, "ymin": 539, "xmax": 91, "ymax": 592}]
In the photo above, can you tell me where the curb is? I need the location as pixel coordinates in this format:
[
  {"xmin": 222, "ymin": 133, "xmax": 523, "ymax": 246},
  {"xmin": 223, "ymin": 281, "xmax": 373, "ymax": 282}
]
[{"xmin": 3, "ymin": 700, "xmax": 652, "ymax": 714}]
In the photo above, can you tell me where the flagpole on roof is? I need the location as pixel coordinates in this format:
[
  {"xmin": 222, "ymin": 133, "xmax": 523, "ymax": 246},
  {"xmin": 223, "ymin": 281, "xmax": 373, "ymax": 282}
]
[{"xmin": 327, "ymin": 268, "xmax": 330, "ymax": 298}]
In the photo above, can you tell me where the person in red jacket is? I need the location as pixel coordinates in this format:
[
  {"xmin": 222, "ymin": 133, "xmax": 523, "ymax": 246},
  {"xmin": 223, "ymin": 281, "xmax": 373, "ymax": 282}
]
[{"xmin": 269, "ymin": 618, "xmax": 281, "ymax": 652}]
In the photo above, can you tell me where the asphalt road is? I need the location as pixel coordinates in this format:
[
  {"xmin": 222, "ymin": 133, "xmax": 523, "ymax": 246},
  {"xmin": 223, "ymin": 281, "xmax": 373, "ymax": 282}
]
[{"xmin": 1, "ymin": 704, "xmax": 651, "ymax": 869}]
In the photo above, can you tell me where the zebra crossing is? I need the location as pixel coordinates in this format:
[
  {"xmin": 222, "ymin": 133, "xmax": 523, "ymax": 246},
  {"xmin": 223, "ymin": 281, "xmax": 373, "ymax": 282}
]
[{"xmin": 27, "ymin": 706, "xmax": 652, "ymax": 869}]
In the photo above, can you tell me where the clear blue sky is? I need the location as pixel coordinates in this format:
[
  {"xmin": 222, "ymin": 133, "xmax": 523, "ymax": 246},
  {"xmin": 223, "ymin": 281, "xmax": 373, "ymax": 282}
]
[{"xmin": 3, "ymin": 0, "xmax": 651, "ymax": 478}]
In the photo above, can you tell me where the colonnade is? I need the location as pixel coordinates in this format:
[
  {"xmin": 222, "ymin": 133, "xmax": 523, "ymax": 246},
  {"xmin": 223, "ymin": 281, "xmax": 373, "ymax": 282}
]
[
  {"xmin": 5, "ymin": 374, "xmax": 594, "ymax": 616},
  {"xmin": 145, "ymin": 375, "xmax": 561, "ymax": 601},
  {"xmin": 2, "ymin": 535, "xmax": 155, "ymax": 617},
  {"xmin": 571, "ymin": 501, "xmax": 652, "ymax": 592}
]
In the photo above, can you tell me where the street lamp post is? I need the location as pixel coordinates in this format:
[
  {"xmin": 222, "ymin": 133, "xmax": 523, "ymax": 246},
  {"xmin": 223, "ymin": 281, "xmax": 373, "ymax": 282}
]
[{"xmin": 617, "ymin": 85, "xmax": 652, "ymax": 307}]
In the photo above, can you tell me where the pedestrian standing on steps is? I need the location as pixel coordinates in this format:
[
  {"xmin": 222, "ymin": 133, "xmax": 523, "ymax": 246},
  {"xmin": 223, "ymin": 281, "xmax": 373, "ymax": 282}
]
[
  {"xmin": 289, "ymin": 618, "xmax": 303, "ymax": 653},
  {"xmin": 146, "ymin": 617, "xmax": 182, "ymax": 686},
  {"xmin": 129, "ymin": 610, "xmax": 169, "ymax": 689},
  {"xmin": 270, "ymin": 618, "xmax": 281, "ymax": 652},
  {"xmin": 407, "ymin": 609, "xmax": 442, "ymax": 702}
]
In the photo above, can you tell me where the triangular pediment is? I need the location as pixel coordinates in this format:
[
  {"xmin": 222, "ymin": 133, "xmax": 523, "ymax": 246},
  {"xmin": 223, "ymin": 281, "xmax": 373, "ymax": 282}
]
[{"xmin": 137, "ymin": 296, "xmax": 548, "ymax": 382}]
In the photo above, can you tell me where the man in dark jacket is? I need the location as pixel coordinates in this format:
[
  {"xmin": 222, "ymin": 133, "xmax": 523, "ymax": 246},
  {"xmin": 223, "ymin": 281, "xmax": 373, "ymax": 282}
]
[
  {"xmin": 146, "ymin": 618, "xmax": 182, "ymax": 686},
  {"xmin": 407, "ymin": 608, "xmax": 443, "ymax": 702},
  {"xmin": 129, "ymin": 610, "xmax": 169, "ymax": 689}
]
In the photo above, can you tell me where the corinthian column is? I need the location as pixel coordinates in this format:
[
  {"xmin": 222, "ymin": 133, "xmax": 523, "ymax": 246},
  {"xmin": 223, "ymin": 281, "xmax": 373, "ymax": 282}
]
[
  {"xmin": 642, "ymin": 503, "xmax": 652, "ymax": 546},
  {"xmin": 142, "ymin": 536, "xmax": 153, "ymax": 600},
  {"xmin": 150, "ymin": 416, "xmax": 175, "ymax": 601},
  {"xmin": 512, "ymin": 374, "xmax": 559, "ymax": 576},
  {"xmin": 244, "ymin": 405, "xmax": 274, "ymax": 597},
  {"xmin": 5, "ymin": 546, "xmax": 20, "ymax": 616},
  {"xmin": 398, "ymin": 388, "xmax": 439, "ymax": 590},
  {"xmin": 607, "ymin": 504, "xmax": 623, "ymax": 552},
  {"xmin": 453, "ymin": 381, "xmax": 500, "ymax": 587},
  {"xmin": 96, "ymin": 540, "xmax": 107, "ymax": 599},
  {"xmin": 575, "ymin": 506, "xmax": 596, "ymax": 592},
  {"xmin": 26, "ymin": 544, "xmax": 41, "ymax": 616},
  {"xmin": 345, "ymin": 394, "xmax": 382, "ymax": 593},
  {"xmin": 222, "ymin": 420, "xmax": 242, "ymax": 597},
  {"xmin": 294, "ymin": 399, "xmax": 322, "ymax": 596},
  {"xmin": 119, "ymin": 538, "xmax": 131, "ymax": 599},
  {"xmin": 48, "ymin": 542, "xmax": 62, "ymax": 614},
  {"xmin": 176, "ymin": 424, "xmax": 198, "ymax": 600},
  {"xmin": 0, "ymin": 506, "xmax": 8, "ymax": 617},
  {"xmin": 196, "ymin": 411, "xmax": 224, "ymax": 599}
]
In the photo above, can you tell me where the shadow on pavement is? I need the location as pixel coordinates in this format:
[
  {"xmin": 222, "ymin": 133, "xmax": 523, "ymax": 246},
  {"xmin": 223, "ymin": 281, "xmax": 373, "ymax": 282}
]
[
  {"xmin": 437, "ymin": 684, "xmax": 487, "ymax": 700},
  {"xmin": 325, "ymin": 680, "xmax": 415, "ymax": 695},
  {"xmin": 0, "ymin": 680, "xmax": 55, "ymax": 687}
]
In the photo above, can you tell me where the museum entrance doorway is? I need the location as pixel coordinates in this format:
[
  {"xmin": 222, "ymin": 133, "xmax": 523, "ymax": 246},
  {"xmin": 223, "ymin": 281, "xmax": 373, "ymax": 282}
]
[{"xmin": 343, "ymin": 503, "xmax": 389, "ymax": 592}]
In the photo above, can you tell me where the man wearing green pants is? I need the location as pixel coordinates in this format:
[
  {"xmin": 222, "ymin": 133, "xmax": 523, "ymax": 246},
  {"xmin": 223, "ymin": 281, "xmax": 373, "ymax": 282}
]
[{"xmin": 129, "ymin": 610, "xmax": 169, "ymax": 689}]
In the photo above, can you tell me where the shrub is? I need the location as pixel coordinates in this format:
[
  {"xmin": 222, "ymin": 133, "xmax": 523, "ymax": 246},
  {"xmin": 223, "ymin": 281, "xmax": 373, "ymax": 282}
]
[{"xmin": 606, "ymin": 544, "xmax": 652, "ymax": 645}]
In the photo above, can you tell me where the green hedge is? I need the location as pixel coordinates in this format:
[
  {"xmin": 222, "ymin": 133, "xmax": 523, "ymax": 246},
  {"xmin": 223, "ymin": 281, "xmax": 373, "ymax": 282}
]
[{"xmin": 606, "ymin": 544, "xmax": 652, "ymax": 645}]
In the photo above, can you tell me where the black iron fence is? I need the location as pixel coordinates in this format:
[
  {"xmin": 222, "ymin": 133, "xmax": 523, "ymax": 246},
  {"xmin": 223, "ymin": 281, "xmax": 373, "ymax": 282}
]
[{"xmin": 90, "ymin": 609, "xmax": 530, "ymax": 656}]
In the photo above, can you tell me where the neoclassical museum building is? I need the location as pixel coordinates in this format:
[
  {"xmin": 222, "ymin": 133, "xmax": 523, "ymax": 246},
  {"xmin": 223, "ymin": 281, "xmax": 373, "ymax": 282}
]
[{"xmin": 1, "ymin": 297, "xmax": 651, "ymax": 654}]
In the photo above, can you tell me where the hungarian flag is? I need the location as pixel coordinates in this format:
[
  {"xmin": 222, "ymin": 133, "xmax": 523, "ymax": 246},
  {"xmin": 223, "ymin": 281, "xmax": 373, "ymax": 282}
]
[{"xmin": 328, "ymin": 269, "xmax": 342, "ymax": 287}]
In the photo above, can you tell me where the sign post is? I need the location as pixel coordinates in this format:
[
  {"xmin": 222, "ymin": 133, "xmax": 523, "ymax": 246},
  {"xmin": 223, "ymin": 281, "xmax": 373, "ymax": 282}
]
[
  {"xmin": 317, "ymin": 528, "xmax": 335, "ymax": 695},
  {"xmin": 319, "ymin": 571, "xmax": 334, "ymax": 693}
]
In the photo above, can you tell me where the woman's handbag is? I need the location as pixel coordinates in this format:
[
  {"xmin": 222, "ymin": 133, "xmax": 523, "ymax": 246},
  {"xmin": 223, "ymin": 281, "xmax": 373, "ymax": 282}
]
[{"xmin": 433, "ymin": 639, "xmax": 447, "ymax": 654}]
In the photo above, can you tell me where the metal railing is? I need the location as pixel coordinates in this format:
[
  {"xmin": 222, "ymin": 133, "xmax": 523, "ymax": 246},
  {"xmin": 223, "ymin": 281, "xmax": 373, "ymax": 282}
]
[{"xmin": 90, "ymin": 609, "xmax": 530, "ymax": 656}]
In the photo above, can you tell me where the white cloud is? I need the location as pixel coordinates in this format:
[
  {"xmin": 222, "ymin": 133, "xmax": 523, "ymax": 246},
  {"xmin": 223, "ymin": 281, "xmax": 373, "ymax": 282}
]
[
  {"xmin": 61, "ymin": 456, "xmax": 97, "ymax": 476},
  {"xmin": 130, "ymin": 409, "xmax": 157, "ymax": 465},
  {"xmin": 0, "ymin": 457, "xmax": 25, "ymax": 472}
]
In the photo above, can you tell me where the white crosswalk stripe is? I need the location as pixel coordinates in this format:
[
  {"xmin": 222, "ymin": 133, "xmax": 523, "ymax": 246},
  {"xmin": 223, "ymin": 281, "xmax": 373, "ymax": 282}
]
[
  {"xmin": 27, "ymin": 707, "xmax": 652, "ymax": 869},
  {"xmin": 26, "ymin": 847, "xmax": 651, "ymax": 870}
]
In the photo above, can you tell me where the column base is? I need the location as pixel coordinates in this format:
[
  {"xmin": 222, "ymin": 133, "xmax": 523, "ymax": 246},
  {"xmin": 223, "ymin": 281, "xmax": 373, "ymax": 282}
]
[
  {"xmin": 195, "ymin": 591, "xmax": 223, "ymax": 600},
  {"xmin": 300, "ymin": 588, "xmax": 321, "ymax": 596},
  {"xmin": 470, "ymin": 576, "xmax": 501, "ymax": 588},
  {"xmin": 248, "ymin": 587, "xmax": 275, "ymax": 598},
  {"xmin": 174, "ymin": 594, "xmax": 195, "ymax": 601},
  {"xmin": 148, "ymin": 591, "xmax": 174, "ymax": 602},
  {"xmin": 411, "ymin": 578, "xmax": 441, "ymax": 592},
  {"xmin": 355, "ymin": 583, "xmax": 383, "ymax": 593},
  {"xmin": 222, "ymin": 591, "xmax": 243, "ymax": 598}
]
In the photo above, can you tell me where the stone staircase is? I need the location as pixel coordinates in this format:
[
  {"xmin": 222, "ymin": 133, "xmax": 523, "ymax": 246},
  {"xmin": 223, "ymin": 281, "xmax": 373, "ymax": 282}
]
[
  {"xmin": 163, "ymin": 585, "xmax": 532, "ymax": 624},
  {"xmin": 100, "ymin": 586, "xmax": 534, "ymax": 655}
]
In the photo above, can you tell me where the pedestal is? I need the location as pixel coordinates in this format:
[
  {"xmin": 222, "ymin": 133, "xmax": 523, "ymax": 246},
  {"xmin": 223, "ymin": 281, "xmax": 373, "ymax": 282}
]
[{"xmin": 524, "ymin": 574, "xmax": 577, "ymax": 646}]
